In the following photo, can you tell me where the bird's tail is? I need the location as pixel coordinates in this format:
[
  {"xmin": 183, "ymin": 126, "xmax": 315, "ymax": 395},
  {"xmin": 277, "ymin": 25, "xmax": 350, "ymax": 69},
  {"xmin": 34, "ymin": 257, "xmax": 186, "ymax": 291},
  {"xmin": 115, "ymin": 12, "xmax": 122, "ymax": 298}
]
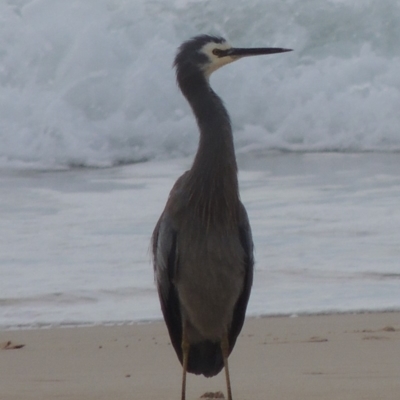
[{"xmin": 187, "ymin": 340, "xmax": 224, "ymax": 377}]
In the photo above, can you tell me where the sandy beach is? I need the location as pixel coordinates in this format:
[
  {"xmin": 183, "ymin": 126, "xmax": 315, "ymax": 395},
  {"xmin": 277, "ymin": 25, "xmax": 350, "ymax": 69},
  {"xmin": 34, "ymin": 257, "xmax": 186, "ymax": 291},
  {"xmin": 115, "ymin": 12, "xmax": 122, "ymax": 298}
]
[{"xmin": 1, "ymin": 312, "xmax": 399, "ymax": 400}]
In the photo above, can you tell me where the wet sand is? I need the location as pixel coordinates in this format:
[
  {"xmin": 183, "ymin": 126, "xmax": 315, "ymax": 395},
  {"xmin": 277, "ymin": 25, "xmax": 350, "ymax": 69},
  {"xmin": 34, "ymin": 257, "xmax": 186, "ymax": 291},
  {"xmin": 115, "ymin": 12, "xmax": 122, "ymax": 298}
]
[{"xmin": 1, "ymin": 312, "xmax": 399, "ymax": 399}]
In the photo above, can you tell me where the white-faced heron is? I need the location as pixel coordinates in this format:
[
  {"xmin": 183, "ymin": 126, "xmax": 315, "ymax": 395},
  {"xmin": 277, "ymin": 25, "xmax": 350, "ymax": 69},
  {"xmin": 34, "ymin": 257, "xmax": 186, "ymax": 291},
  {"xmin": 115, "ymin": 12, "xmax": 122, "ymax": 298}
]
[{"xmin": 152, "ymin": 35, "xmax": 292, "ymax": 400}]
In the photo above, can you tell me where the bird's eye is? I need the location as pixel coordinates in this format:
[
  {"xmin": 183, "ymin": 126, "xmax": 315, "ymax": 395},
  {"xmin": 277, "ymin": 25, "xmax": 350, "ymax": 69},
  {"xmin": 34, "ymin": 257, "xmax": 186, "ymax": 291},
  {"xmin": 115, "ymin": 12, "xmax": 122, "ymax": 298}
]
[{"xmin": 212, "ymin": 49, "xmax": 224, "ymax": 57}]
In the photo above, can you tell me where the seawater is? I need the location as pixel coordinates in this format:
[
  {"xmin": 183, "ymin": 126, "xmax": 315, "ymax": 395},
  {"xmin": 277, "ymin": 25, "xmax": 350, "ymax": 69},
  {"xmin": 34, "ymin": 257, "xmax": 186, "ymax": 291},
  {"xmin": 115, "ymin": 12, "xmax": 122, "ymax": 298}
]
[
  {"xmin": 0, "ymin": 0, "xmax": 400, "ymax": 328},
  {"xmin": 0, "ymin": 0, "xmax": 399, "ymax": 167},
  {"xmin": 1, "ymin": 154, "xmax": 400, "ymax": 328}
]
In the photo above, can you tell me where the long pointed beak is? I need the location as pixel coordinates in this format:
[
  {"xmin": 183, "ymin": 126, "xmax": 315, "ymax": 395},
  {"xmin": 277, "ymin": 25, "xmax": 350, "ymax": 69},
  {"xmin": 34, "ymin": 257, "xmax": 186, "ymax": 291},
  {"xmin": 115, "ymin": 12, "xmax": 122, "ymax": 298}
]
[{"xmin": 227, "ymin": 47, "xmax": 292, "ymax": 58}]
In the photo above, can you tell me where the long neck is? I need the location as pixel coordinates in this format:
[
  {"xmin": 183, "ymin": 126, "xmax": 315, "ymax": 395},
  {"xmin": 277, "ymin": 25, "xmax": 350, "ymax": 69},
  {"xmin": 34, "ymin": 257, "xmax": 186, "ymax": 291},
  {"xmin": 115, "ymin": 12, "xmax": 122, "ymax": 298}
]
[{"xmin": 178, "ymin": 72, "xmax": 240, "ymax": 226}]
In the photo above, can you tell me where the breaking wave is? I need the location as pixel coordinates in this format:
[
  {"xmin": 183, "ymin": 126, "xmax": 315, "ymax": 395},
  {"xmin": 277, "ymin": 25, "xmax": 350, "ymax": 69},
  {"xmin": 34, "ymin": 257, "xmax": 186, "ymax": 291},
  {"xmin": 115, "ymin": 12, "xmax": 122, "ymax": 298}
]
[{"xmin": 1, "ymin": 0, "xmax": 399, "ymax": 168}]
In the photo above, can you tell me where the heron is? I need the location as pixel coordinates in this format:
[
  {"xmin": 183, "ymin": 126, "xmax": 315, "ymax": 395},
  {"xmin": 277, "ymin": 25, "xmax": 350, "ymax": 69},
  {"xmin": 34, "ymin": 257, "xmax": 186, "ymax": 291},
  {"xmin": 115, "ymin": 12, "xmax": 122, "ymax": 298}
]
[{"xmin": 152, "ymin": 35, "xmax": 292, "ymax": 400}]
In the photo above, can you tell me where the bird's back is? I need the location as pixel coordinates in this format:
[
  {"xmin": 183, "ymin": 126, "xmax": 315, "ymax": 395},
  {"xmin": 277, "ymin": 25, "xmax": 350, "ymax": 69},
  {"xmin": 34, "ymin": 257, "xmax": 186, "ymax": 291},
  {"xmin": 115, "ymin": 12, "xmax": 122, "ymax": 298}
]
[{"xmin": 152, "ymin": 172, "xmax": 253, "ymax": 377}]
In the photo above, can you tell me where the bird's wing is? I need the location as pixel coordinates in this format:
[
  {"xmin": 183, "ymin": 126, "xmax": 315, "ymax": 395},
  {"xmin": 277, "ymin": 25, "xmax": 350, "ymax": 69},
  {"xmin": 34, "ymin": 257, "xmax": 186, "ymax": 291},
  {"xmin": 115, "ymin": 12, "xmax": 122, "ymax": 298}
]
[
  {"xmin": 152, "ymin": 211, "xmax": 183, "ymax": 363},
  {"xmin": 228, "ymin": 202, "xmax": 254, "ymax": 353}
]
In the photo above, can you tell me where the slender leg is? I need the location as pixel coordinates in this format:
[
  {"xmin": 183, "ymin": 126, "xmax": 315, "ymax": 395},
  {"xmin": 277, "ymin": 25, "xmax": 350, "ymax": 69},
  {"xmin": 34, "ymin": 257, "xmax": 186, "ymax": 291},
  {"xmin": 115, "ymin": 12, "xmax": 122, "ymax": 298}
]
[
  {"xmin": 221, "ymin": 334, "xmax": 233, "ymax": 400},
  {"xmin": 181, "ymin": 325, "xmax": 190, "ymax": 400}
]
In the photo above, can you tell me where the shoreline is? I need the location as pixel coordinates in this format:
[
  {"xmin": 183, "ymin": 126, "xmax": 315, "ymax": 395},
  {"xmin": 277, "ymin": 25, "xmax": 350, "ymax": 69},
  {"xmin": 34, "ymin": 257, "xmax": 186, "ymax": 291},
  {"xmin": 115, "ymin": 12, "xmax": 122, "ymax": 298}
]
[
  {"xmin": 1, "ymin": 311, "xmax": 399, "ymax": 399},
  {"xmin": 2, "ymin": 308, "xmax": 400, "ymax": 331}
]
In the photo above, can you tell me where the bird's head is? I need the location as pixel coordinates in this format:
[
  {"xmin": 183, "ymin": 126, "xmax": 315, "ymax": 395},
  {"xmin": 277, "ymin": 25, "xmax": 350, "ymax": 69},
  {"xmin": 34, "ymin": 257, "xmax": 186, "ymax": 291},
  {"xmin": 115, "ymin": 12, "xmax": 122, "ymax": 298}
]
[{"xmin": 174, "ymin": 35, "xmax": 292, "ymax": 81}]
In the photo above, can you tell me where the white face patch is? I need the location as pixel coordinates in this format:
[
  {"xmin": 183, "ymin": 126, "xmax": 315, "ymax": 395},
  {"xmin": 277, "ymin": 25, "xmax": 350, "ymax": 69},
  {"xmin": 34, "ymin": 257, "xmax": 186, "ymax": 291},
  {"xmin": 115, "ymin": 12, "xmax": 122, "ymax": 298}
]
[{"xmin": 200, "ymin": 41, "xmax": 235, "ymax": 78}]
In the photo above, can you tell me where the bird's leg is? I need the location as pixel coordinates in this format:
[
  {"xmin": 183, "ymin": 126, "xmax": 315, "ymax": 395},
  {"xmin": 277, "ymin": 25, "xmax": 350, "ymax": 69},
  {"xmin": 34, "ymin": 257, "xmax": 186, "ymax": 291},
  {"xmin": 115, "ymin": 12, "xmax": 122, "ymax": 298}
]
[
  {"xmin": 181, "ymin": 325, "xmax": 190, "ymax": 400},
  {"xmin": 221, "ymin": 333, "xmax": 233, "ymax": 400}
]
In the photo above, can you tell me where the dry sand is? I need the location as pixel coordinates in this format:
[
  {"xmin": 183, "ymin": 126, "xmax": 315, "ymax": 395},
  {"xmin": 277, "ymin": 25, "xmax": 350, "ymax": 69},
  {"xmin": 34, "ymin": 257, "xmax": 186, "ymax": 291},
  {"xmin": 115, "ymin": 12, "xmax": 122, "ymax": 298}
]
[{"xmin": 1, "ymin": 312, "xmax": 399, "ymax": 400}]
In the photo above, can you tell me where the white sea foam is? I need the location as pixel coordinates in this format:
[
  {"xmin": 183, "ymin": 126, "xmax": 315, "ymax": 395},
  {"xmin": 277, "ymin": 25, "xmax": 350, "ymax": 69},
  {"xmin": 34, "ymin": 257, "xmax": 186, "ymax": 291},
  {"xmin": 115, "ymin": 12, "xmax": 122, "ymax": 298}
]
[{"xmin": 1, "ymin": 0, "xmax": 399, "ymax": 168}]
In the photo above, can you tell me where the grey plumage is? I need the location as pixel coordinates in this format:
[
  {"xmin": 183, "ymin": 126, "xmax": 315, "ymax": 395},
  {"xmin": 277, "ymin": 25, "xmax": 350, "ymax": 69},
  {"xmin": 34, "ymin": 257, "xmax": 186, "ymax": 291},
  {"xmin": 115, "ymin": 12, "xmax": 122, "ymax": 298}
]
[{"xmin": 152, "ymin": 35, "xmax": 291, "ymax": 399}]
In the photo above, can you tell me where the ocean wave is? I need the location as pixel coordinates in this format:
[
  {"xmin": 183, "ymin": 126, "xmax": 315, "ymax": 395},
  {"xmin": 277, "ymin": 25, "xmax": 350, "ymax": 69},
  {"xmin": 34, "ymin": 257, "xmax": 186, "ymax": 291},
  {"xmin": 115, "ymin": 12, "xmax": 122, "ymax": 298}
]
[{"xmin": 1, "ymin": 0, "xmax": 399, "ymax": 168}]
